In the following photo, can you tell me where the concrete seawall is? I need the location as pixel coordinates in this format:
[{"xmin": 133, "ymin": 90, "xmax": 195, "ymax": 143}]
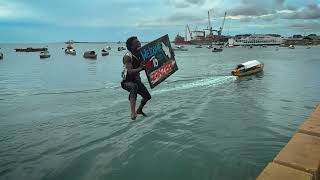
[{"xmin": 257, "ymin": 104, "xmax": 320, "ymax": 180}]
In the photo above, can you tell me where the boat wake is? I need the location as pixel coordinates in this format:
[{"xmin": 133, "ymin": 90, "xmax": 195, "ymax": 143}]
[{"xmin": 152, "ymin": 76, "xmax": 237, "ymax": 95}]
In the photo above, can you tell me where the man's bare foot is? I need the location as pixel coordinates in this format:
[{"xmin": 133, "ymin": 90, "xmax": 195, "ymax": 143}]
[
  {"xmin": 136, "ymin": 109, "xmax": 147, "ymax": 117},
  {"xmin": 131, "ymin": 113, "xmax": 137, "ymax": 120}
]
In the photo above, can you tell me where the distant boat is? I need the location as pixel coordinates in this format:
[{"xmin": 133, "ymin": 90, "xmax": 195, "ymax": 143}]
[
  {"xmin": 212, "ymin": 47, "xmax": 223, "ymax": 52},
  {"xmin": 306, "ymin": 46, "xmax": 311, "ymax": 49},
  {"xmin": 101, "ymin": 49, "xmax": 109, "ymax": 56},
  {"xmin": 117, "ymin": 41, "xmax": 121, "ymax": 44},
  {"xmin": 65, "ymin": 44, "xmax": 76, "ymax": 55},
  {"xmin": 83, "ymin": 51, "xmax": 97, "ymax": 59},
  {"xmin": 173, "ymin": 45, "xmax": 188, "ymax": 51},
  {"xmin": 0, "ymin": 52, "xmax": 3, "ymax": 60},
  {"xmin": 117, "ymin": 47, "xmax": 126, "ymax": 51},
  {"xmin": 195, "ymin": 45, "xmax": 202, "ymax": 48},
  {"xmin": 288, "ymin": 45, "xmax": 295, "ymax": 49},
  {"xmin": 40, "ymin": 51, "xmax": 51, "ymax": 59},
  {"xmin": 228, "ymin": 34, "xmax": 284, "ymax": 46},
  {"xmin": 65, "ymin": 48, "xmax": 76, "ymax": 55},
  {"xmin": 231, "ymin": 60, "xmax": 264, "ymax": 77},
  {"xmin": 207, "ymin": 45, "xmax": 213, "ymax": 49},
  {"xmin": 106, "ymin": 46, "xmax": 111, "ymax": 50},
  {"xmin": 15, "ymin": 47, "xmax": 48, "ymax": 52}
]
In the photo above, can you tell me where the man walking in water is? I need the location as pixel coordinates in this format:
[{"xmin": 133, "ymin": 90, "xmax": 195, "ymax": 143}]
[{"xmin": 121, "ymin": 36, "xmax": 151, "ymax": 120}]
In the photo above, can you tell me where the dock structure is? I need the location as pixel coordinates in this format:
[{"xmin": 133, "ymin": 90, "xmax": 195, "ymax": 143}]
[{"xmin": 257, "ymin": 104, "xmax": 320, "ymax": 180}]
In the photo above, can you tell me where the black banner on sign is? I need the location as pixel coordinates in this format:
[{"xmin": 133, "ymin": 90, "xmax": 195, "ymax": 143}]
[{"xmin": 139, "ymin": 34, "xmax": 178, "ymax": 89}]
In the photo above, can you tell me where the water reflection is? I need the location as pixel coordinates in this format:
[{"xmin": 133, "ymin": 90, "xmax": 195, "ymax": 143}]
[{"xmin": 87, "ymin": 60, "xmax": 97, "ymax": 75}]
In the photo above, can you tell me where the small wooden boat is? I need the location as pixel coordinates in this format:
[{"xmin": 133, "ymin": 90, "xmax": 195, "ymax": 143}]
[
  {"xmin": 117, "ymin": 47, "xmax": 126, "ymax": 51},
  {"xmin": 288, "ymin": 45, "xmax": 295, "ymax": 49},
  {"xmin": 40, "ymin": 51, "xmax": 51, "ymax": 59},
  {"xmin": 231, "ymin": 60, "xmax": 264, "ymax": 77},
  {"xmin": 16, "ymin": 47, "xmax": 48, "ymax": 52},
  {"xmin": 83, "ymin": 51, "xmax": 97, "ymax": 59},
  {"xmin": 101, "ymin": 49, "xmax": 109, "ymax": 56},
  {"xmin": 65, "ymin": 48, "xmax": 76, "ymax": 55},
  {"xmin": 173, "ymin": 45, "xmax": 188, "ymax": 51},
  {"xmin": 0, "ymin": 52, "xmax": 3, "ymax": 60},
  {"xmin": 212, "ymin": 47, "xmax": 223, "ymax": 52},
  {"xmin": 65, "ymin": 44, "xmax": 76, "ymax": 55}
]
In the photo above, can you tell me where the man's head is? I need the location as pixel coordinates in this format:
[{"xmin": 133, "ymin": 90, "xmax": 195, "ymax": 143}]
[{"xmin": 126, "ymin": 36, "xmax": 141, "ymax": 53}]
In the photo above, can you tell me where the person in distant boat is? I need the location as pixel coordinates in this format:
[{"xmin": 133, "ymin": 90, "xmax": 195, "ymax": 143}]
[{"xmin": 121, "ymin": 36, "xmax": 152, "ymax": 120}]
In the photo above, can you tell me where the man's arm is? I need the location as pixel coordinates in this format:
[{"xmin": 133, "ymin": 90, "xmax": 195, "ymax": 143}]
[{"xmin": 123, "ymin": 56, "xmax": 144, "ymax": 75}]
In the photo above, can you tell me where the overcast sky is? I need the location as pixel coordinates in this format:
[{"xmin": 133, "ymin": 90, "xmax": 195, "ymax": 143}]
[{"xmin": 0, "ymin": 0, "xmax": 319, "ymax": 43}]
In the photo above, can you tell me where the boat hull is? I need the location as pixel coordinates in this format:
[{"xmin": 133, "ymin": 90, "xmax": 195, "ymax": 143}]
[
  {"xmin": 40, "ymin": 55, "xmax": 51, "ymax": 59},
  {"xmin": 16, "ymin": 48, "xmax": 48, "ymax": 52},
  {"xmin": 231, "ymin": 65, "xmax": 264, "ymax": 77},
  {"xmin": 83, "ymin": 55, "xmax": 97, "ymax": 59},
  {"xmin": 212, "ymin": 48, "xmax": 223, "ymax": 52},
  {"xmin": 101, "ymin": 52, "xmax": 109, "ymax": 56}
]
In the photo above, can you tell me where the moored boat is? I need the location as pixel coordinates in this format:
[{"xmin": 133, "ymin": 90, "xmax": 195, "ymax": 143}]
[
  {"xmin": 65, "ymin": 48, "xmax": 76, "ymax": 55},
  {"xmin": 288, "ymin": 45, "xmax": 295, "ymax": 49},
  {"xmin": 83, "ymin": 51, "xmax": 97, "ymax": 59},
  {"xmin": 212, "ymin": 47, "xmax": 223, "ymax": 52},
  {"xmin": 65, "ymin": 44, "xmax": 76, "ymax": 55},
  {"xmin": 15, "ymin": 47, "xmax": 48, "ymax": 52},
  {"xmin": 173, "ymin": 45, "xmax": 188, "ymax": 51},
  {"xmin": 106, "ymin": 46, "xmax": 111, "ymax": 50},
  {"xmin": 101, "ymin": 49, "xmax": 109, "ymax": 56},
  {"xmin": 231, "ymin": 60, "xmax": 264, "ymax": 77},
  {"xmin": 0, "ymin": 52, "xmax": 3, "ymax": 60},
  {"xmin": 40, "ymin": 51, "xmax": 51, "ymax": 59},
  {"xmin": 195, "ymin": 45, "xmax": 202, "ymax": 48},
  {"xmin": 118, "ymin": 47, "xmax": 126, "ymax": 51}
]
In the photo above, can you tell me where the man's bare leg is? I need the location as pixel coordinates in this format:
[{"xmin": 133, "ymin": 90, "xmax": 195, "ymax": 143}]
[{"xmin": 130, "ymin": 97, "xmax": 137, "ymax": 120}]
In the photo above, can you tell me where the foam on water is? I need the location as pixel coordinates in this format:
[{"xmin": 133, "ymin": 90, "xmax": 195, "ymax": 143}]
[{"xmin": 152, "ymin": 76, "xmax": 237, "ymax": 95}]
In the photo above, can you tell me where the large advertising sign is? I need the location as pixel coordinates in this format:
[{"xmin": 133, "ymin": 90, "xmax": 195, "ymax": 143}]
[{"xmin": 139, "ymin": 34, "xmax": 178, "ymax": 89}]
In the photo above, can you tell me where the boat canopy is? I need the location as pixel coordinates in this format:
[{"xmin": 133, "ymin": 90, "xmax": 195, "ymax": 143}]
[{"xmin": 240, "ymin": 60, "xmax": 261, "ymax": 69}]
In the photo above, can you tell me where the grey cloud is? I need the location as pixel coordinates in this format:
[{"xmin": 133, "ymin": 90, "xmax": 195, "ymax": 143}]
[
  {"xmin": 275, "ymin": 0, "xmax": 285, "ymax": 5},
  {"xmin": 228, "ymin": 0, "xmax": 284, "ymax": 17},
  {"xmin": 229, "ymin": 5, "xmax": 272, "ymax": 16},
  {"xmin": 282, "ymin": 3, "xmax": 320, "ymax": 19},
  {"xmin": 166, "ymin": 13, "xmax": 205, "ymax": 23},
  {"xmin": 166, "ymin": 0, "xmax": 206, "ymax": 8},
  {"xmin": 286, "ymin": 4, "xmax": 298, "ymax": 11},
  {"xmin": 185, "ymin": 0, "xmax": 206, "ymax": 5},
  {"xmin": 289, "ymin": 22, "xmax": 320, "ymax": 30}
]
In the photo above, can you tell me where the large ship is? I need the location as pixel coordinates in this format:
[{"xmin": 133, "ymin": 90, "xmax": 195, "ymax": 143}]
[
  {"xmin": 228, "ymin": 34, "xmax": 284, "ymax": 46},
  {"xmin": 174, "ymin": 11, "xmax": 227, "ymax": 45}
]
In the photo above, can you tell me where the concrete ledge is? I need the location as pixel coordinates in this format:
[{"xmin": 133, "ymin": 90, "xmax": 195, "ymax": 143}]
[
  {"xmin": 258, "ymin": 104, "xmax": 320, "ymax": 180},
  {"xmin": 315, "ymin": 104, "xmax": 320, "ymax": 112},
  {"xmin": 257, "ymin": 162, "xmax": 313, "ymax": 180},
  {"xmin": 273, "ymin": 133, "xmax": 320, "ymax": 177},
  {"xmin": 298, "ymin": 114, "xmax": 320, "ymax": 137}
]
